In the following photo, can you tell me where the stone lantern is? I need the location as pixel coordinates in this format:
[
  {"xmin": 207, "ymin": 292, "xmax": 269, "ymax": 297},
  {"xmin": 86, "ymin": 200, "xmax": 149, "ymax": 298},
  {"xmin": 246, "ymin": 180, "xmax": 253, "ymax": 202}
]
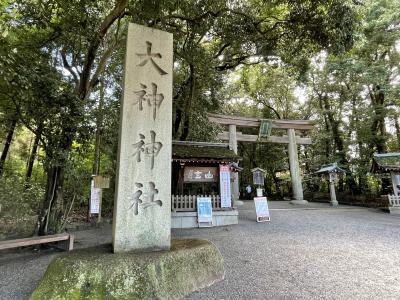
[{"xmin": 315, "ymin": 163, "xmax": 346, "ymax": 206}]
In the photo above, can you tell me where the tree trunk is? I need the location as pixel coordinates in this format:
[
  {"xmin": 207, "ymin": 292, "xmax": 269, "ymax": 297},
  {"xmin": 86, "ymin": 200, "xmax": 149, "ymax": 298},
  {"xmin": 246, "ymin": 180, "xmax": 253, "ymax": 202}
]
[
  {"xmin": 0, "ymin": 118, "xmax": 17, "ymax": 177},
  {"xmin": 37, "ymin": 165, "xmax": 65, "ymax": 235},
  {"xmin": 317, "ymin": 94, "xmax": 332, "ymax": 159},
  {"xmin": 25, "ymin": 124, "xmax": 42, "ymax": 182},
  {"xmin": 173, "ymin": 108, "xmax": 183, "ymax": 139},
  {"xmin": 395, "ymin": 116, "xmax": 400, "ymax": 149},
  {"xmin": 369, "ymin": 86, "xmax": 386, "ymax": 153},
  {"xmin": 321, "ymin": 94, "xmax": 346, "ymax": 163},
  {"xmin": 180, "ymin": 64, "xmax": 195, "ymax": 141},
  {"xmin": 37, "ymin": 115, "xmax": 75, "ymax": 235},
  {"xmin": 92, "ymin": 80, "xmax": 105, "ymax": 175}
]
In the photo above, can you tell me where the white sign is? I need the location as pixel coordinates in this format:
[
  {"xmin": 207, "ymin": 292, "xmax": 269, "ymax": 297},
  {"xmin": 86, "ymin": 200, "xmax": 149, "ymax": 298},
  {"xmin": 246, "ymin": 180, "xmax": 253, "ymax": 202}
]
[
  {"xmin": 254, "ymin": 197, "xmax": 270, "ymax": 222},
  {"xmin": 197, "ymin": 197, "xmax": 213, "ymax": 227},
  {"xmin": 90, "ymin": 180, "xmax": 102, "ymax": 214},
  {"xmin": 219, "ymin": 165, "xmax": 231, "ymax": 208}
]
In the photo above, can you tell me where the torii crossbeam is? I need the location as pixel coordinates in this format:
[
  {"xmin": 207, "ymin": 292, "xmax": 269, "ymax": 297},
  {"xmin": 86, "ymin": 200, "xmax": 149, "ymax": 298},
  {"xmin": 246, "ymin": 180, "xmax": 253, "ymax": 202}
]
[{"xmin": 208, "ymin": 113, "xmax": 315, "ymax": 204}]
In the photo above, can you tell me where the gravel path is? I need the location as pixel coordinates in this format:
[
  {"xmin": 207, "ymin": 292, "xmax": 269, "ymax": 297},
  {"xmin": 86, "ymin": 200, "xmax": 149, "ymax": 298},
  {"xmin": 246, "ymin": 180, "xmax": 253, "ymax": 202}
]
[{"xmin": 1, "ymin": 201, "xmax": 400, "ymax": 300}]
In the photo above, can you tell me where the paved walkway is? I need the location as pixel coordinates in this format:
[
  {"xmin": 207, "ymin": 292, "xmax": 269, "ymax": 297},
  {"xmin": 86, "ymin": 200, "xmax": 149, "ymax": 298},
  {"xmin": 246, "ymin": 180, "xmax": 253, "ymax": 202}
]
[{"xmin": 1, "ymin": 201, "xmax": 400, "ymax": 299}]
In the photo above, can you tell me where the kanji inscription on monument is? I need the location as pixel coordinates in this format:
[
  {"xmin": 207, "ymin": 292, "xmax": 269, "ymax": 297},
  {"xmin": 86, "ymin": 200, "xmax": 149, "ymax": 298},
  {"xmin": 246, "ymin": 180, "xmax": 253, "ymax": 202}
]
[{"xmin": 113, "ymin": 23, "xmax": 172, "ymax": 253}]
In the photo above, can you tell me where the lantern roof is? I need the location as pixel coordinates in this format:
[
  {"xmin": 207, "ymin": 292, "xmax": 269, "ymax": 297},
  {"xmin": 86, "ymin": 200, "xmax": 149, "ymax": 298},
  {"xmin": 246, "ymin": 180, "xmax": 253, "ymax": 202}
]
[
  {"xmin": 315, "ymin": 163, "xmax": 346, "ymax": 174},
  {"xmin": 251, "ymin": 167, "xmax": 266, "ymax": 174}
]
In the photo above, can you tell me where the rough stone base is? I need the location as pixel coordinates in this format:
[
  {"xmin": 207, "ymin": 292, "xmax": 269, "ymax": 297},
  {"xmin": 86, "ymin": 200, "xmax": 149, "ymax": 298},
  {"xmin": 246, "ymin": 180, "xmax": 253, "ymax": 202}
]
[
  {"xmin": 389, "ymin": 207, "xmax": 400, "ymax": 214},
  {"xmin": 31, "ymin": 239, "xmax": 224, "ymax": 300},
  {"xmin": 290, "ymin": 199, "xmax": 309, "ymax": 205},
  {"xmin": 172, "ymin": 210, "xmax": 239, "ymax": 228},
  {"xmin": 330, "ymin": 201, "xmax": 339, "ymax": 207}
]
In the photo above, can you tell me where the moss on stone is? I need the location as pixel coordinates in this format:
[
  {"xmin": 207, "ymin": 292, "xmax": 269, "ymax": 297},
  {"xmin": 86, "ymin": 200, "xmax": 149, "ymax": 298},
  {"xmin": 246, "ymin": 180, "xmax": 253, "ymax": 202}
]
[{"xmin": 31, "ymin": 239, "xmax": 224, "ymax": 300}]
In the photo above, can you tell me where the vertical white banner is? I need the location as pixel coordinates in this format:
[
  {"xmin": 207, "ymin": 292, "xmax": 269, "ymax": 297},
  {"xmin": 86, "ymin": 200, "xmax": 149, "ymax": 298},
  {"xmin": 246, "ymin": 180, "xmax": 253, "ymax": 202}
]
[
  {"xmin": 219, "ymin": 165, "xmax": 232, "ymax": 208},
  {"xmin": 90, "ymin": 180, "xmax": 102, "ymax": 214}
]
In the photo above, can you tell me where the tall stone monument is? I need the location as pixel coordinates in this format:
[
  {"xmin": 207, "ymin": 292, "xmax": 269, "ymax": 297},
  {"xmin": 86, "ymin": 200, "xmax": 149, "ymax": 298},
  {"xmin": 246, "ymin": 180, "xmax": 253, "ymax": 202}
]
[{"xmin": 113, "ymin": 23, "xmax": 173, "ymax": 253}]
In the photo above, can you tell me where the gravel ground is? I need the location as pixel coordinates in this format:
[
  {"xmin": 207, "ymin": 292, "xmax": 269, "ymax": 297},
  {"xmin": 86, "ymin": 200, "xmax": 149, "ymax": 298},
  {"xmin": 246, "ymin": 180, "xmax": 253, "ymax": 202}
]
[{"xmin": 1, "ymin": 201, "xmax": 400, "ymax": 300}]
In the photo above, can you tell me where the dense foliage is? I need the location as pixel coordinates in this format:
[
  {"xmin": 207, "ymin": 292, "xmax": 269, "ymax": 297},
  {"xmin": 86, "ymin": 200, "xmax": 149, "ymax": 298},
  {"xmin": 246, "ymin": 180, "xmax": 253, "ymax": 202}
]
[{"xmin": 2, "ymin": 0, "xmax": 398, "ymax": 234}]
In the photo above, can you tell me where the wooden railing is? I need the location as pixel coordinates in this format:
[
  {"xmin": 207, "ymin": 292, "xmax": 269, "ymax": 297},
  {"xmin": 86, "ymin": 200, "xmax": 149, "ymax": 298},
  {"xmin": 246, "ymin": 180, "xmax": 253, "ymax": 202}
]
[
  {"xmin": 388, "ymin": 195, "xmax": 400, "ymax": 207},
  {"xmin": 172, "ymin": 195, "xmax": 222, "ymax": 212}
]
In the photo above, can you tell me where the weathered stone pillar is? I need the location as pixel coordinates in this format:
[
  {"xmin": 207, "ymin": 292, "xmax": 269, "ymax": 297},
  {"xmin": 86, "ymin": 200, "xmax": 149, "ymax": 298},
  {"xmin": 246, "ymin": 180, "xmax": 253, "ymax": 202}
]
[
  {"xmin": 329, "ymin": 180, "xmax": 338, "ymax": 206},
  {"xmin": 113, "ymin": 24, "xmax": 173, "ymax": 253},
  {"xmin": 287, "ymin": 128, "xmax": 307, "ymax": 204},
  {"xmin": 229, "ymin": 124, "xmax": 240, "ymax": 203}
]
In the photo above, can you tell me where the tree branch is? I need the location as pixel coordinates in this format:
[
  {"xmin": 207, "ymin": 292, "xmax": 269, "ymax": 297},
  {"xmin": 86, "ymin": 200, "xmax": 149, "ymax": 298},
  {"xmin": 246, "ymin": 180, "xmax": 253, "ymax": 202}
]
[
  {"xmin": 78, "ymin": 0, "xmax": 127, "ymax": 100},
  {"xmin": 88, "ymin": 38, "xmax": 125, "ymax": 92},
  {"xmin": 61, "ymin": 48, "xmax": 78, "ymax": 84}
]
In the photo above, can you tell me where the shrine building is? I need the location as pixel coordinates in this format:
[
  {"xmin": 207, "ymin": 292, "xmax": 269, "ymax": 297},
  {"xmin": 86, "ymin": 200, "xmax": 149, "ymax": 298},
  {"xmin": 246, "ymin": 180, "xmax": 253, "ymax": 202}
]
[{"xmin": 170, "ymin": 141, "xmax": 241, "ymax": 228}]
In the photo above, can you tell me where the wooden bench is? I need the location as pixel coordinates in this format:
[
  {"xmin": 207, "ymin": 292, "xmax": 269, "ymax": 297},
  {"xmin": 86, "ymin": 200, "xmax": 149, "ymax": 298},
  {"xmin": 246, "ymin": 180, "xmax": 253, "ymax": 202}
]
[{"xmin": 0, "ymin": 233, "xmax": 74, "ymax": 251}]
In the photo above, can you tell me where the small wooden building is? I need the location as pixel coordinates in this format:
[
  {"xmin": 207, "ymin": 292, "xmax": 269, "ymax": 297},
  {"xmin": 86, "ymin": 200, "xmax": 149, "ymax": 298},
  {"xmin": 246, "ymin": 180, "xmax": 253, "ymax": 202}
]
[
  {"xmin": 171, "ymin": 141, "xmax": 241, "ymax": 228},
  {"xmin": 371, "ymin": 153, "xmax": 400, "ymax": 213}
]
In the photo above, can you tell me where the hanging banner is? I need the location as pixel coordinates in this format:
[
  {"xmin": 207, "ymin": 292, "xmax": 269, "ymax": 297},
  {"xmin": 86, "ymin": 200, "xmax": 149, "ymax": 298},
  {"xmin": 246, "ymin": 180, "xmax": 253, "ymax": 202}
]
[
  {"xmin": 258, "ymin": 119, "xmax": 272, "ymax": 140},
  {"xmin": 219, "ymin": 165, "xmax": 231, "ymax": 208},
  {"xmin": 90, "ymin": 180, "xmax": 102, "ymax": 214},
  {"xmin": 254, "ymin": 196, "xmax": 270, "ymax": 222},
  {"xmin": 197, "ymin": 197, "xmax": 213, "ymax": 227}
]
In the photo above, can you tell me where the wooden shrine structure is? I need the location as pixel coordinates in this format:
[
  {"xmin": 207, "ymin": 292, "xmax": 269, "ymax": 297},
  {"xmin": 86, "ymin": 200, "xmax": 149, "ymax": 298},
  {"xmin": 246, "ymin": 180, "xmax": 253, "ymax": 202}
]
[
  {"xmin": 372, "ymin": 153, "xmax": 400, "ymax": 214},
  {"xmin": 208, "ymin": 113, "xmax": 315, "ymax": 203},
  {"xmin": 170, "ymin": 141, "xmax": 241, "ymax": 228}
]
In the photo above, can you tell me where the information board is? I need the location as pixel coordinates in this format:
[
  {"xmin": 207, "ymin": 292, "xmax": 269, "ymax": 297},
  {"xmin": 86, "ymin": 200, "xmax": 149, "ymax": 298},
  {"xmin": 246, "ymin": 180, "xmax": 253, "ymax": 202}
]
[
  {"xmin": 197, "ymin": 197, "xmax": 213, "ymax": 227},
  {"xmin": 254, "ymin": 197, "xmax": 270, "ymax": 222},
  {"xmin": 90, "ymin": 180, "xmax": 102, "ymax": 214},
  {"xmin": 253, "ymin": 170, "xmax": 264, "ymax": 185},
  {"xmin": 93, "ymin": 175, "xmax": 110, "ymax": 188},
  {"xmin": 183, "ymin": 166, "xmax": 218, "ymax": 182},
  {"xmin": 219, "ymin": 165, "xmax": 232, "ymax": 208}
]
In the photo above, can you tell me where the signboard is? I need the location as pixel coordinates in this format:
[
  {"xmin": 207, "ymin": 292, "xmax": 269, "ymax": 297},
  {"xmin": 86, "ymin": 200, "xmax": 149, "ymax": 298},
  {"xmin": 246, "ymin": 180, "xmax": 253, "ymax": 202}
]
[
  {"xmin": 90, "ymin": 180, "xmax": 102, "ymax": 214},
  {"xmin": 219, "ymin": 165, "xmax": 232, "ymax": 208},
  {"xmin": 93, "ymin": 175, "xmax": 110, "ymax": 189},
  {"xmin": 254, "ymin": 197, "xmax": 270, "ymax": 222},
  {"xmin": 197, "ymin": 197, "xmax": 213, "ymax": 227},
  {"xmin": 253, "ymin": 170, "xmax": 264, "ymax": 186},
  {"xmin": 184, "ymin": 166, "xmax": 218, "ymax": 183}
]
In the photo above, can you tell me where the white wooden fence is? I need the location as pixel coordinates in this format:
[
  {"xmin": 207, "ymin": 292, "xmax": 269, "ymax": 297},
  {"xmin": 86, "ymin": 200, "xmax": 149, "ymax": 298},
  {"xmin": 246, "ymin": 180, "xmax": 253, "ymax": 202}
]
[
  {"xmin": 388, "ymin": 195, "xmax": 400, "ymax": 207},
  {"xmin": 172, "ymin": 195, "xmax": 221, "ymax": 212}
]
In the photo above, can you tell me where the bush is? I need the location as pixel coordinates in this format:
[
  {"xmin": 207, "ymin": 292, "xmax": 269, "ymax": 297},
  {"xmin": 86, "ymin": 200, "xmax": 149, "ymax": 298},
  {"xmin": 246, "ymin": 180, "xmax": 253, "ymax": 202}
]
[{"xmin": 0, "ymin": 175, "xmax": 44, "ymax": 218}]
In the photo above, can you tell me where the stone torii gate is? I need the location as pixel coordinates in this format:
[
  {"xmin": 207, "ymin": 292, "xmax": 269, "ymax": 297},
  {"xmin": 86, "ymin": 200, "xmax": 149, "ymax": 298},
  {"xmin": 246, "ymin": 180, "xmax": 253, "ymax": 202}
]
[{"xmin": 208, "ymin": 114, "xmax": 314, "ymax": 204}]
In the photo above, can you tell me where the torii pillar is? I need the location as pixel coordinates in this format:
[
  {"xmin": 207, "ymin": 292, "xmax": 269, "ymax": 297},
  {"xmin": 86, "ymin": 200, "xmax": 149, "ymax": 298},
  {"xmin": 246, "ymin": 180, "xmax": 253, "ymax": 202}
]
[
  {"xmin": 287, "ymin": 128, "xmax": 307, "ymax": 204},
  {"xmin": 229, "ymin": 125, "xmax": 240, "ymax": 204}
]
